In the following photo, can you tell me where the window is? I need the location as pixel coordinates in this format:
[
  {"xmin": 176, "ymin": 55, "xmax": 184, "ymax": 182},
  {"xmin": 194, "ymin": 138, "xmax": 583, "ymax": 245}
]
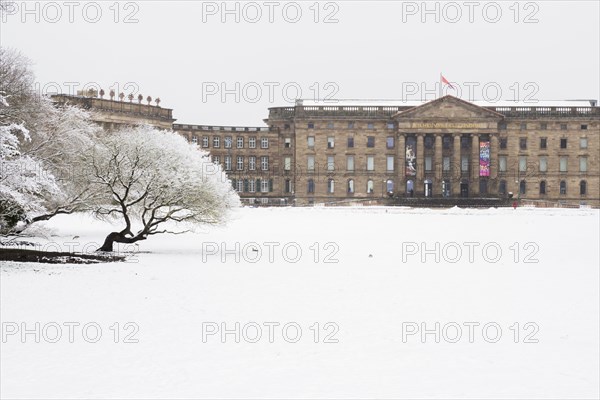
[
  {"xmin": 213, "ymin": 155, "xmax": 220, "ymax": 164},
  {"xmin": 284, "ymin": 123, "xmax": 290, "ymax": 130},
  {"xmin": 327, "ymin": 122, "xmax": 334, "ymax": 129},
  {"xmin": 327, "ymin": 137, "xmax": 335, "ymax": 149},
  {"xmin": 519, "ymin": 156, "xmax": 527, "ymax": 172},
  {"xmin": 307, "ymin": 136, "xmax": 315, "ymax": 148},
  {"xmin": 580, "ymin": 138, "xmax": 588, "ymax": 149},
  {"xmin": 560, "ymin": 138, "xmax": 567, "ymax": 149},
  {"xmin": 284, "ymin": 179, "xmax": 291, "ymax": 193},
  {"xmin": 539, "ymin": 181, "xmax": 546, "ymax": 195},
  {"xmin": 248, "ymin": 179, "xmax": 256, "ymax": 193},
  {"xmin": 386, "ymin": 179, "xmax": 394, "ymax": 193},
  {"xmin": 424, "ymin": 136, "xmax": 434, "ymax": 149},
  {"xmin": 307, "ymin": 156, "xmax": 315, "ymax": 171},
  {"xmin": 461, "ymin": 155, "xmax": 469, "ymax": 172},
  {"xmin": 499, "ymin": 156, "xmax": 507, "ymax": 172},
  {"xmin": 500, "ymin": 138, "xmax": 507, "ymax": 149},
  {"xmin": 387, "ymin": 156, "xmax": 394, "ymax": 171},
  {"xmin": 327, "ymin": 156, "xmax": 335, "ymax": 171},
  {"xmin": 213, "ymin": 136, "xmax": 220, "ymax": 148},
  {"xmin": 261, "ymin": 179, "xmax": 270, "ymax": 193},
  {"xmin": 284, "ymin": 138, "xmax": 291, "ymax": 148},
  {"xmin": 519, "ymin": 137, "xmax": 527, "ymax": 150},
  {"xmin": 284, "ymin": 157, "xmax": 291, "ymax": 171},
  {"xmin": 443, "ymin": 156, "xmax": 450, "ymax": 172},
  {"xmin": 249, "ymin": 137, "xmax": 256, "ymax": 148},
  {"xmin": 237, "ymin": 156, "xmax": 244, "ymax": 171},
  {"xmin": 499, "ymin": 180, "xmax": 507, "ymax": 195},
  {"xmin": 520, "ymin": 123, "xmax": 527, "ymax": 130},
  {"xmin": 348, "ymin": 122, "xmax": 355, "ymax": 129},
  {"xmin": 580, "ymin": 157, "xmax": 588, "ymax": 172},
  {"xmin": 261, "ymin": 156, "xmax": 269, "ymax": 171},
  {"xmin": 443, "ymin": 136, "xmax": 452, "ymax": 149},
  {"xmin": 560, "ymin": 124, "xmax": 567, "ymax": 130},
  {"xmin": 237, "ymin": 180, "xmax": 244, "ymax": 193},
  {"xmin": 499, "ymin": 122, "xmax": 507, "ymax": 130},
  {"xmin": 539, "ymin": 156, "xmax": 547, "ymax": 172},
  {"xmin": 540, "ymin": 123, "xmax": 547, "ymax": 130},
  {"xmin": 367, "ymin": 156, "xmax": 375, "ymax": 171},
  {"xmin": 519, "ymin": 180, "xmax": 526, "ymax": 195},
  {"xmin": 559, "ymin": 157, "xmax": 568, "ymax": 172},
  {"xmin": 367, "ymin": 123, "xmax": 374, "ymax": 130},
  {"xmin": 346, "ymin": 156, "xmax": 355, "ymax": 171},
  {"xmin": 559, "ymin": 180, "xmax": 567, "ymax": 195},
  {"xmin": 224, "ymin": 136, "xmax": 232, "ymax": 149},
  {"xmin": 327, "ymin": 179, "xmax": 335, "ymax": 194},
  {"xmin": 581, "ymin": 124, "xmax": 588, "ymax": 130},
  {"xmin": 367, "ymin": 179, "xmax": 374, "ymax": 194},
  {"xmin": 308, "ymin": 122, "xmax": 314, "ymax": 129},
  {"xmin": 308, "ymin": 179, "xmax": 314, "ymax": 193},
  {"xmin": 261, "ymin": 137, "xmax": 269, "ymax": 149},
  {"xmin": 367, "ymin": 136, "xmax": 375, "ymax": 147},
  {"xmin": 202, "ymin": 136, "xmax": 209, "ymax": 148},
  {"xmin": 224, "ymin": 155, "xmax": 232, "ymax": 171},
  {"xmin": 386, "ymin": 136, "xmax": 395, "ymax": 149},
  {"xmin": 386, "ymin": 122, "xmax": 395, "ymax": 129},
  {"xmin": 424, "ymin": 156, "xmax": 432, "ymax": 171},
  {"xmin": 580, "ymin": 180, "xmax": 587, "ymax": 195},
  {"xmin": 191, "ymin": 135, "xmax": 198, "ymax": 144},
  {"xmin": 347, "ymin": 137, "xmax": 354, "ymax": 148},
  {"xmin": 237, "ymin": 137, "xmax": 244, "ymax": 148},
  {"xmin": 540, "ymin": 138, "xmax": 547, "ymax": 149},
  {"xmin": 347, "ymin": 179, "xmax": 354, "ymax": 194},
  {"xmin": 249, "ymin": 156, "xmax": 256, "ymax": 171},
  {"xmin": 461, "ymin": 136, "xmax": 470, "ymax": 149}
]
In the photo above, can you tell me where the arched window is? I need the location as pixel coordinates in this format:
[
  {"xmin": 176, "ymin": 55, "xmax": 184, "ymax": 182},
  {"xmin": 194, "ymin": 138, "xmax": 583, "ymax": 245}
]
[
  {"xmin": 519, "ymin": 180, "xmax": 526, "ymax": 195},
  {"xmin": 327, "ymin": 179, "xmax": 335, "ymax": 194},
  {"xmin": 539, "ymin": 180, "xmax": 546, "ymax": 195},
  {"xmin": 347, "ymin": 179, "xmax": 354, "ymax": 194},
  {"xmin": 308, "ymin": 179, "xmax": 314, "ymax": 193},
  {"xmin": 499, "ymin": 180, "xmax": 507, "ymax": 195},
  {"xmin": 367, "ymin": 179, "xmax": 374, "ymax": 194},
  {"xmin": 424, "ymin": 179, "xmax": 433, "ymax": 197},
  {"xmin": 580, "ymin": 180, "xmax": 587, "ymax": 195},
  {"xmin": 560, "ymin": 180, "xmax": 567, "ymax": 195},
  {"xmin": 386, "ymin": 179, "xmax": 394, "ymax": 193}
]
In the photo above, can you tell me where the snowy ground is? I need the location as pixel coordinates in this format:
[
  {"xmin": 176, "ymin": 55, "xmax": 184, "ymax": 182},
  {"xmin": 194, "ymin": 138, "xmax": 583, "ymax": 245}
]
[{"xmin": 1, "ymin": 206, "xmax": 599, "ymax": 399}]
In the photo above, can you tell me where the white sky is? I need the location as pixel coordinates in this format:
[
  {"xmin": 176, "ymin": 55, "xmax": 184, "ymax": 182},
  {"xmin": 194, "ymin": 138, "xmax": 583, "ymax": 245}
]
[{"xmin": 1, "ymin": 0, "xmax": 599, "ymax": 126}]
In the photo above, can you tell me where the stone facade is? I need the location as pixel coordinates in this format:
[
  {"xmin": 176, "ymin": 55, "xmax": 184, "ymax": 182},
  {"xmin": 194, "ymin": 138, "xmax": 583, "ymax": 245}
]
[{"xmin": 175, "ymin": 96, "xmax": 599, "ymax": 207}]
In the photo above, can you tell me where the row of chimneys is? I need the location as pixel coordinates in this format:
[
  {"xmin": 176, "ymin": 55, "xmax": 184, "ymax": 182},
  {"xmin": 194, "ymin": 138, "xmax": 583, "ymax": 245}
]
[{"xmin": 76, "ymin": 88, "xmax": 161, "ymax": 107}]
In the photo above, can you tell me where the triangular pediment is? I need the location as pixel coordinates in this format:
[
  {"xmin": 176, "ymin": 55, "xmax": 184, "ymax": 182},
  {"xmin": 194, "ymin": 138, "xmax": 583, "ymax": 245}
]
[{"xmin": 394, "ymin": 95, "xmax": 504, "ymax": 121}]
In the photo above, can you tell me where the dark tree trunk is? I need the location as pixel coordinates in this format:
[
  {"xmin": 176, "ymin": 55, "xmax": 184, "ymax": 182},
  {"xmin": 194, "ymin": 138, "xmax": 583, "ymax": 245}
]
[{"xmin": 97, "ymin": 231, "xmax": 145, "ymax": 252}]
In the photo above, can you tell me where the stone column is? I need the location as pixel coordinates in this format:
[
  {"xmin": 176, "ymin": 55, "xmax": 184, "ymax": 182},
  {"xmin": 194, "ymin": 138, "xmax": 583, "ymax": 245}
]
[
  {"xmin": 398, "ymin": 133, "xmax": 406, "ymax": 193},
  {"xmin": 490, "ymin": 134, "xmax": 499, "ymax": 181},
  {"xmin": 471, "ymin": 134, "xmax": 480, "ymax": 196},
  {"xmin": 452, "ymin": 133, "xmax": 461, "ymax": 196},
  {"xmin": 434, "ymin": 134, "xmax": 443, "ymax": 188},
  {"xmin": 416, "ymin": 134, "xmax": 424, "ymax": 195}
]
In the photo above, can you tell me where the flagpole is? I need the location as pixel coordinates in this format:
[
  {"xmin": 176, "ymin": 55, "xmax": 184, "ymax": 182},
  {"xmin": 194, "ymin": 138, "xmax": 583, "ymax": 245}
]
[{"xmin": 439, "ymin": 72, "xmax": 442, "ymax": 98}]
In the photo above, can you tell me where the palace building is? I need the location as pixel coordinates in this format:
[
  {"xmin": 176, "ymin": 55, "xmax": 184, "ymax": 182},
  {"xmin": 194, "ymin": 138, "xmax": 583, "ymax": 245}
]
[{"xmin": 54, "ymin": 93, "xmax": 600, "ymax": 207}]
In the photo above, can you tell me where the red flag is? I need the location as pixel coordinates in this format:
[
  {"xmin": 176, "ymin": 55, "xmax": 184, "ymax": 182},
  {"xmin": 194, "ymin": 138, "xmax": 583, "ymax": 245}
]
[{"xmin": 441, "ymin": 75, "xmax": 454, "ymax": 89}]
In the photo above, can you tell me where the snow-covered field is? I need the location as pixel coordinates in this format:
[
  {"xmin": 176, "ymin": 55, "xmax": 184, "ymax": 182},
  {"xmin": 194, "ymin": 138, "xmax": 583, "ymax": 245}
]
[{"xmin": 1, "ymin": 206, "xmax": 599, "ymax": 399}]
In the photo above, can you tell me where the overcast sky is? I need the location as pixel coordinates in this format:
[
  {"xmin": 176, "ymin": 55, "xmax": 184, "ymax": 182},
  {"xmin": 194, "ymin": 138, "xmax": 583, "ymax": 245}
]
[{"xmin": 2, "ymin": 0, "xmax": 599, "ymax": 126}]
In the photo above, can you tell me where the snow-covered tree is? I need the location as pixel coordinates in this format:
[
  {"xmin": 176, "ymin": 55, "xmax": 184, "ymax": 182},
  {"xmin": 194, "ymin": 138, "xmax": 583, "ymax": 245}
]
[
  {"xmin": 84, "ymin": 126, "xmax": 239, "ymax": 252},
  {"xmin": 0, "ymin": 47, "xmax": 102, "ymax": 234}
]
